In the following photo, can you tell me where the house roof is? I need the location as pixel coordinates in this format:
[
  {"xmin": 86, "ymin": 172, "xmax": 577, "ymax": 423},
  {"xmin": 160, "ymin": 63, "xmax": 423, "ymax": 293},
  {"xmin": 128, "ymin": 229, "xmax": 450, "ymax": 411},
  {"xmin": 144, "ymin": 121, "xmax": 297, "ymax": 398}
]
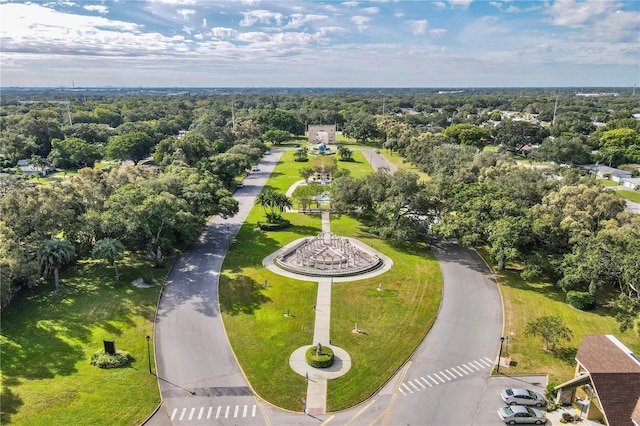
[
  {"xmin": 581, "ymin": 164, "xmax": 632, "ymax": 177},
  {"xmin": 577, "ymin": 335, "xmax": 640, "ymax": 426},
  {"xmin": 632, "ymin": 397, "xmax": 640, "ymax": 425}
]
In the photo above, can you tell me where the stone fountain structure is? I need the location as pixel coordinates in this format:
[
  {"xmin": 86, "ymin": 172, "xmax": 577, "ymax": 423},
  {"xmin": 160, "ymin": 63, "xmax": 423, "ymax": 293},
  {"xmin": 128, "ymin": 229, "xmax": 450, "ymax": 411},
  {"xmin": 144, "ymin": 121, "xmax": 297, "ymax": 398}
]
[{"xmin": 274, "ymin": 232, "xmax": 382, "ymax": 277}]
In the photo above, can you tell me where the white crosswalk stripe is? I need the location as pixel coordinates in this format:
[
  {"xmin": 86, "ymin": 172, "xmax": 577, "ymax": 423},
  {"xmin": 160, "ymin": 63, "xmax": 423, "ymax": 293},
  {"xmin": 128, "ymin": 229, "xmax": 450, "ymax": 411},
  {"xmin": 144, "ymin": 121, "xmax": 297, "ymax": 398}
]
[
  {"xmin": 170, "ymin": 405, "xmax": 258, "ymax": 422},
  {"xmin": 439, "ymin": 370, "xmax": 452, "ymax": 381},
  {"xmin": 399, "ymin": 356, "xmax": 494, "ymax": 396},
  {"xmin": 420, "ymin": 376, "xmax": 433, "ymax": 387}
]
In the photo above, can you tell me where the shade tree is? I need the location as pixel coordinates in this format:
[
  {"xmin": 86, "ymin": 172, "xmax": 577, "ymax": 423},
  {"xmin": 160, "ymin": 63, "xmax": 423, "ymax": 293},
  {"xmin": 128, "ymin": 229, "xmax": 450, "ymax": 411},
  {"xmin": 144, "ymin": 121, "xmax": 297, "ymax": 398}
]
[
  {"xmin": 37, "ymin": 238, "xmax": 76, "ymax": 292},
  {"xmin": 92, "ymin": 238, "xmax": 125, "ymax": 281}
]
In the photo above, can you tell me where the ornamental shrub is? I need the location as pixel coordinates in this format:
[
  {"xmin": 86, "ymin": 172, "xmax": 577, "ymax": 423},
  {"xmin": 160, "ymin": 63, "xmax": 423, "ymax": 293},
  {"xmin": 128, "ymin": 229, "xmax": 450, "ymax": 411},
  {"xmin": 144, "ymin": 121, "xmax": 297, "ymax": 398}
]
[
  {"xmin": 566, "ymin": 291, "xmax": 596, "ymax": 310},
  {"xmin": 305, "ymin": 345, "xmax": 334, "ymax": 369},
  {"xmin": 90, "ymin": 350, "xmax": 135, "ymax": 369}
]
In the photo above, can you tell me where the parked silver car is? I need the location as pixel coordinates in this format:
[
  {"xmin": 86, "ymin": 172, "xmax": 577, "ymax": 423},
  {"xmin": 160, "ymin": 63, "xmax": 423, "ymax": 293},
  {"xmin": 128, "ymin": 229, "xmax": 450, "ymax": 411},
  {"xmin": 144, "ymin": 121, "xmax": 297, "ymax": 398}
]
[
  {"xmin": 501, "ymin": 388, "xmax": 546, "ymax": 407},
  {"xmin": 497, "ymin": 405, "xmax": 546, "ymax": 424}
]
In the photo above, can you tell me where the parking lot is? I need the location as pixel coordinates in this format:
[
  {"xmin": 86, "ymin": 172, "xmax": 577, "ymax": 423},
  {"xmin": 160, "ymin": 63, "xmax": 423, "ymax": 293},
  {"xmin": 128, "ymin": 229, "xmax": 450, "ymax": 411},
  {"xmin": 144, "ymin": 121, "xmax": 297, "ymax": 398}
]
[{"xmin": 476, "ymin": 374, "xmax": 549, "ymax": 425}]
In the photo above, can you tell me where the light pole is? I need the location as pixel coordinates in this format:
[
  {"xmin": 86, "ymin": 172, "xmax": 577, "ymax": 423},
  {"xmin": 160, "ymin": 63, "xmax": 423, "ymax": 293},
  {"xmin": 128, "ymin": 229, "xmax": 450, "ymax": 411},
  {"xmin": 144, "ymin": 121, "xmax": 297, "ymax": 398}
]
[
  {"xmin": 497, "ymin": 336, "xmax": 505, "ymax": 374},
  {"xmin": 146, "ymin": 335, "xmax": 152, "ymax": 374}
]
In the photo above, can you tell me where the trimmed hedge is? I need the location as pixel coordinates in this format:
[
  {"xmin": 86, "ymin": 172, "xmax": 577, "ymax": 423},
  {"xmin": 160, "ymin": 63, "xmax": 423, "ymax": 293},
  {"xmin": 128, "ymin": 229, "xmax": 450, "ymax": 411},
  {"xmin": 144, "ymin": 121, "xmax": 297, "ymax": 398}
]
[
  {"xmin": 90, "ymin": 350, "xmax": 135, "ymax": 369},
  {"xmin": 257, "ymin": 220, "xmax": 291, "ymax": 231},
  {"xmin": 305, "ymin": 345, "xmax": 335, "ymax": 368},
  {"xmin": 566, "ymin": 291, "xmax": 596, "ymax": 311}
]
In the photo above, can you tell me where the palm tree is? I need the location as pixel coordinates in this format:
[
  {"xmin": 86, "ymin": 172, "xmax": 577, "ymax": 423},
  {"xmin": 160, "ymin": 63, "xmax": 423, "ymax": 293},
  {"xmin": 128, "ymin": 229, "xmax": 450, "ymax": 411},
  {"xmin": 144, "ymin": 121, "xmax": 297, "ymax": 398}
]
[
  {"xmin": 92, "ymin": 238, "xmax": 125, "ymax": 281},
  {"xmin": 37, "ymin": 238, "xmax": 76, "ymax": 292},
  {"xmin": 254, "ymin": 189, "xmax": 292, "ymax": 222},
  {"xmin": 255, "ymin": 189, "xmax": 278, "ymax": 219},
  {"xmin": 274, "ymin": 192, "xmax": 293, "ymax": 215}
]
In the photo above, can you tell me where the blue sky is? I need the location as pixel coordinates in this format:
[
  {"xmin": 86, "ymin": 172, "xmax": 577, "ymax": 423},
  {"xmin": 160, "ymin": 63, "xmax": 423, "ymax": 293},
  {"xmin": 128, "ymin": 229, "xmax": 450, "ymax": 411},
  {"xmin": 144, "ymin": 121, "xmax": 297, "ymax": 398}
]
[{"xmin": 1, "ymin": 0, "xmax": 638, "ymax": 87}]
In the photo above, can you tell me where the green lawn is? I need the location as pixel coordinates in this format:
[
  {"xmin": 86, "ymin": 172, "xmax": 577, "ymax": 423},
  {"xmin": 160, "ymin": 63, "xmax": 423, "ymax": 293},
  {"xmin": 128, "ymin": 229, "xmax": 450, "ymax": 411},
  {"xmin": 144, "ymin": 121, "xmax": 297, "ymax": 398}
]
[
  {"xmin": 615, "ymin": 189, "xmax": 640, "ymax": 203},
  {"xmin": 1, "ymin": 255, "xmax": 165, "ymax": 425},
  {"xmin": 219, "ymin": 154, "xmax": 443, "ymax": 411},
  {"xmin": 267, "ymin": 149, "xmax": 375, "ymax": 192},
  {"xmin": 327, "ymin": 216, "xmax": 441, "ymax": 411},
  {"xmin": 476, "ymin": 248, "xmax": 640, "ymax": 384},
  {"xmin": 599, "ymin": 179, "xmax": 619, "ymax": 187}
]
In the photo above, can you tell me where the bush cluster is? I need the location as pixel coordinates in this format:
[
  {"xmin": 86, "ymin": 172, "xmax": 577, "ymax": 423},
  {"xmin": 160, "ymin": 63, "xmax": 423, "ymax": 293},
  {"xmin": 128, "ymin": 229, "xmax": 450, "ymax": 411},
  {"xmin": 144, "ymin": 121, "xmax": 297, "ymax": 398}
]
[
  {"xmin": 257, "ymin": 219, "xmax": 291, "ymax": 231},
  {"xmin": 90, "ymin": 350, "xmax": 135, "ymax": 369},
  {"xmin": 305, "ymin": 345, "xmax": 335, "ymax": 369},
  {"xmin": 566, "ymin": 291, "xmax": 596, "ymax": 310}
]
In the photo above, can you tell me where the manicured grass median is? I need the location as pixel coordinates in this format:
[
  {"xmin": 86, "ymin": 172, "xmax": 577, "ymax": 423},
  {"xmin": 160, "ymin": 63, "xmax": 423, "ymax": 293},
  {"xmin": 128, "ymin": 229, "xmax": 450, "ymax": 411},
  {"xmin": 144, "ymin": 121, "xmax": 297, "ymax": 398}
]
[
  {"xmin": 219, "ymin": 210, "xmax": 320, "ymax": 410},
  {"xmin": 0, "ymin": 255, "xmax": 164, "ymax": 425},
  {"xmin": 219, "ymin": 152, "xmax": 443, "ymax": 411},
  {"xmin": 327, "ymin": 215, "xmax": 442, "ymax": 411}
]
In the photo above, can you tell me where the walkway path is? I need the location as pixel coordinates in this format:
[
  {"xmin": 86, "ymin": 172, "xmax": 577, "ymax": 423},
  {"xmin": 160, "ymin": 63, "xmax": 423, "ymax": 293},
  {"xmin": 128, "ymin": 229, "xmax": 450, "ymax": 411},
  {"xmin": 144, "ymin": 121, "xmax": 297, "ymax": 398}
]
[{"xmin": 287, "ymin": 210, "xmax": 350, "ymax": 415}]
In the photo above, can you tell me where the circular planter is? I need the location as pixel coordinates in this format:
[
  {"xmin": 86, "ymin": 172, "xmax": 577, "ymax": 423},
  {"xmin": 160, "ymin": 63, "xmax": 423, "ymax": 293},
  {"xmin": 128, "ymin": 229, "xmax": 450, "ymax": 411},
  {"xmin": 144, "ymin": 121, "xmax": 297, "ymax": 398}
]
[{"xmin": 305, "ymin": 345, "xmax": 335, "ymax": 368}]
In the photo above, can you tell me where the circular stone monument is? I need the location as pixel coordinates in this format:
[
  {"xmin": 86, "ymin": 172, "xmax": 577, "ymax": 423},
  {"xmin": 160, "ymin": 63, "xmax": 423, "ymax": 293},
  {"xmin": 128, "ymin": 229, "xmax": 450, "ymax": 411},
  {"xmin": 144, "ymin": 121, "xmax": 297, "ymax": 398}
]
[{"xmin": 274, "ymin": 232, "xmax": 383, "ymax": 277}]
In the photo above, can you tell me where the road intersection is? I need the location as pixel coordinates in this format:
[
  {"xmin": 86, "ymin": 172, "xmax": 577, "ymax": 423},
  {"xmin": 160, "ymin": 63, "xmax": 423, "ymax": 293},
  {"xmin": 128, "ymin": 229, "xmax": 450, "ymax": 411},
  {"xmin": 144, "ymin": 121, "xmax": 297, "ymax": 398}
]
[{"xmin": 146, "ymin": 148, "xmax": 515, "ymax": 425}]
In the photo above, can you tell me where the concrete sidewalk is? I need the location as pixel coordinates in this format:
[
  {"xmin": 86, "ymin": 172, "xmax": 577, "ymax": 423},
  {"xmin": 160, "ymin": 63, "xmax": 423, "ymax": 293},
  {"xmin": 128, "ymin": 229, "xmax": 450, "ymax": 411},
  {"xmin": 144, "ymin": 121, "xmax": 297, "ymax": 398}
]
[{"xmin": 286, "ymin": 211, "xmax": 354, "ymax": 416}]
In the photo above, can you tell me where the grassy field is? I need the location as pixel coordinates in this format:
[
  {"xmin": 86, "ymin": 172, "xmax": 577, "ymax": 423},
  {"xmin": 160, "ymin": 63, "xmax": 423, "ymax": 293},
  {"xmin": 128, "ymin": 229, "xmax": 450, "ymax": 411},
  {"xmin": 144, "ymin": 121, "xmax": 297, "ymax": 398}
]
[
  {"xmin": 599, "ymin": 179, "xmax": 619, "ymax": 187},
  {"xmin": 616, "ymin": 189, "xmax": 640, "ymax": 203},
  {"xmin": 0, "ymin": 254, "xmax": 165, "ymax": 425},
  {"xmin": 219, "ymin": 152, "xmax": 443, "ymax": 411}
]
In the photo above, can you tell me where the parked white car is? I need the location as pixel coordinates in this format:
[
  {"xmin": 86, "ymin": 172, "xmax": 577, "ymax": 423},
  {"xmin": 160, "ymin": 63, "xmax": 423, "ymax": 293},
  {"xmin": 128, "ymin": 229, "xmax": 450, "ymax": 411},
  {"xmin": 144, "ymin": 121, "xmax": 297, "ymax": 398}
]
[
  {"xmin": 497, "ymin": 405, "xmax": 546, "ymax": 424},
  {"xmin": 501, "ymin": 388, "xmax": 546, "ymax": 407}
]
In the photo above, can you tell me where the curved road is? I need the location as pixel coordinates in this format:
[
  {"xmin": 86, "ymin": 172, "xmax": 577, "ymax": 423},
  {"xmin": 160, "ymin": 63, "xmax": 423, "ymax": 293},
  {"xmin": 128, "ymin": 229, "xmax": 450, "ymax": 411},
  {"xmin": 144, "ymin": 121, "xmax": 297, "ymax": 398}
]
[{"xmin": 148, "ymin": 147, "xmax": 503, "ymax": 425}]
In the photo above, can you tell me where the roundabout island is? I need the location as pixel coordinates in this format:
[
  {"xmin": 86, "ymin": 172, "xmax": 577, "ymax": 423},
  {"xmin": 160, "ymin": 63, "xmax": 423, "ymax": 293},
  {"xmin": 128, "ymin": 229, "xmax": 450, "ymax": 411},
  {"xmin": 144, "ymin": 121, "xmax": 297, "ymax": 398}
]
[{"xmin": 263, "ymin": 208, "xmax": 394, "ymax": 414}]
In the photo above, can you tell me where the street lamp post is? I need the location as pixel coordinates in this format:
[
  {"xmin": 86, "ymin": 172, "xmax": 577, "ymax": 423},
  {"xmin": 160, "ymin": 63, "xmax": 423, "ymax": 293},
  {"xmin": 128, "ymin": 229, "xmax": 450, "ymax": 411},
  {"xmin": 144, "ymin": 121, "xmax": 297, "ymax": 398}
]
[
  {"xmin": 146, "ymin": 335, "xmax": 152, "ymax": 374},
  {"xmin": 497, "ymin": 336, "xmax": 505, "ymax": 374}
]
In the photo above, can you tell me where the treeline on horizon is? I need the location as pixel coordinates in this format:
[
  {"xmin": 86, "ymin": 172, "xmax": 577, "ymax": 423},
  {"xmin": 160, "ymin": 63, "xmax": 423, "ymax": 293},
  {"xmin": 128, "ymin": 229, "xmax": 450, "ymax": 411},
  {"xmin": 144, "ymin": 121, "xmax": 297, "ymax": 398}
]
[{"xmin": 0, "ymin": 89, "xmax": 638, "ymax": 335}]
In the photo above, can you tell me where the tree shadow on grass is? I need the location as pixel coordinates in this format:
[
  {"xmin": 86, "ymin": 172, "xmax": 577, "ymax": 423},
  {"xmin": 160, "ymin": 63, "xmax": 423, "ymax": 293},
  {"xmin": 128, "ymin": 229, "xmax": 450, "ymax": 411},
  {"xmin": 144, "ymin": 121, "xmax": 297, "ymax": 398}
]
[
  {"xmin": 1, "ymin": 378, "xmax": 23, "ymax": 424},
  {"xmin": 551, "ymin": 346, "xmax": 578, "ymax": 366},
  {"xmin": 219, "ymin": 274, "xmax": 271, "ymax": 316}
]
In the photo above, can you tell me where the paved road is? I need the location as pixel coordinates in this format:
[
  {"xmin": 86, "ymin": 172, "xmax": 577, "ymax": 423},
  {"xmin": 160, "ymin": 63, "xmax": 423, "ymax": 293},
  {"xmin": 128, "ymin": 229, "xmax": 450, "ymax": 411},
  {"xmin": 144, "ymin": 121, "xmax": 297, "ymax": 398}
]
[
  {"xmin": 380, "ymin": 241, "xmax": 503, "ymax": 425},
  {"xmin": 147, "ymin": 151, "xmax": 283, "ymax": 425},
  {"xmin": 147, "ymin": 147, "xmax": 505, "ymax": 426}
]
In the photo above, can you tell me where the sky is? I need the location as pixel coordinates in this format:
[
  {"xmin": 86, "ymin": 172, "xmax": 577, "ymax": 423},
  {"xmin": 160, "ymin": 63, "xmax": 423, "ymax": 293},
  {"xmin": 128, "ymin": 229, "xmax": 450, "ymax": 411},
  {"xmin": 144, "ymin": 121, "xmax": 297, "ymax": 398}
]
[{"xmin": 0, "ymin": 0, "xmax": 638, "ymax": 88}]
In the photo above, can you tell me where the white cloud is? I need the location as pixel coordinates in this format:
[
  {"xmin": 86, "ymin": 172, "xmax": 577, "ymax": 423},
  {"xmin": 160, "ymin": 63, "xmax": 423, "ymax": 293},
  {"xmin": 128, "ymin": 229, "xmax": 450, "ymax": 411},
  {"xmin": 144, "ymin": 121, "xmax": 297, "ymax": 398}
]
[
  {"xmin": 545, "ymin": 0, "xmax": 617, "ymax": 28},
  {"xmin": 394, "ymin": 12, "xmax": 404, "ymax": 18},
  {"xmin": 449, "ymin": 0, "xmax": 473, "ymax": 9},
  {"xmin": 362, "ymin": 7, "xmax": 380, "ymax": 14},
  {"xmin": 202, "ymin": 18, "xmax": 207, "ymax": 28},
  {"xmin": 434, "ymin": 2, "xmax": 447, "ymax": 9},
  {"xmin": 177, "ymin": 9, "xmax": 195, "ymax": 20},
  {"xmin": 317, "ymin": 26, "xmax": 348, "ymax": 36},
  {"xmin": 239, "ymin": 10, "xmax": 284, "ymax": 27},
  {"xmin": 342, "ymin": 1, "xmax": 359, "ymax": 8},
  {"xmin": 284, "ymin": 13, "xmax": 328, "ymax": 29},
  {"xmin": 351, "ymin": 16, "xmax": 371, "ymax": 32},
  {"xmin": 318, "ymin": 26, "xmax": 347, "ymax": 36},
  {"xmin": 407, "ymin": 19, "xmax": 428, "ymax": 35},
  {"xmin": 211, "ymin": 27, "xmax": 237, "ymax": 39},
  {"xmin": 430, "ymin": 28, "xmax": 447, "ymax": 38},
  {"xmin": 83, "ymin": 5, "xmax": 108, "ymax": 14},
  {"xmin": 148, "ymin": 0, "xmax": 197, "ymax": 4}
]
